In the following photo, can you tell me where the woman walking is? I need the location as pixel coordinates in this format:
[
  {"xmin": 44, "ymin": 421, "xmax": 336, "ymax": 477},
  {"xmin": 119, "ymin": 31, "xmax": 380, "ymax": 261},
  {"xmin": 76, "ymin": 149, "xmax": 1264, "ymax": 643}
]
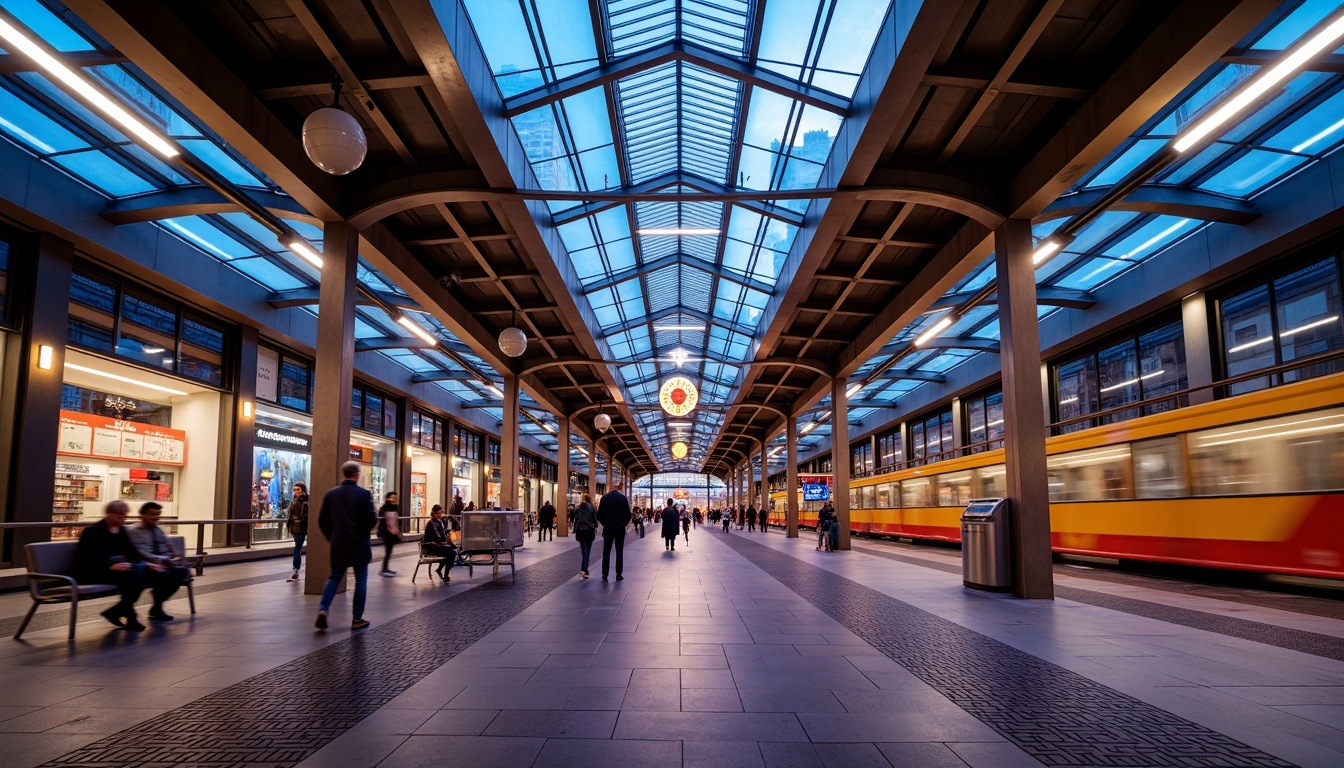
[
  {"xmin": 286, "ymin": 482, "xmax": 309, "ymax": 581},
  {"xmin": 661, "ymin": 499, "xmax": 680, "ymax": 551},
  {"xmin": 682, "ymin": 510, "xmax": 691, "ymax": 546},
  {"xmin": 377, "ymin": 491, "xmax": 400, "ymax": 576},
  {"xmin": 573, "ymin": 493, "xmax": 598, "ymax": 578}
]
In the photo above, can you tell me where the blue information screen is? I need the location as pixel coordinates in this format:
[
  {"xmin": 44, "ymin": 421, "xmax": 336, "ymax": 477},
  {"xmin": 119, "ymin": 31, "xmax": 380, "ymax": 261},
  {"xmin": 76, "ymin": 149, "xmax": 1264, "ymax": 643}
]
[{"xmin": 802, "ymin": 483, "xmax": 829, "ymax": 501}]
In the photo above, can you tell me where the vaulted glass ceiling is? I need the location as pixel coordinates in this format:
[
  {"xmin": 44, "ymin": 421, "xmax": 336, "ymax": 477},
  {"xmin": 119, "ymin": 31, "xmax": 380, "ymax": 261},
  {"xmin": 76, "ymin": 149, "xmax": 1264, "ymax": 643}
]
[
  {"xmin": 834, "ymin": 0, "xmax": 1344, "ymax": 427},
  {"xmin": 462, "ymin": 0, "xmax": 894, "ymax": 467},
  {"xmin": 0, "ymin": 0, "xmax": 537, "ymax": 423}
]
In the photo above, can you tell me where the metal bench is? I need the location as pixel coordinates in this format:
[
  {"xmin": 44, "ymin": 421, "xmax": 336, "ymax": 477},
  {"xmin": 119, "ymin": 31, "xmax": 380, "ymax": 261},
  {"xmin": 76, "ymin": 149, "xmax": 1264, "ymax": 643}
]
[{"xmin": 14, "ymin": 536, "xmax": 197, "ymax": 641}]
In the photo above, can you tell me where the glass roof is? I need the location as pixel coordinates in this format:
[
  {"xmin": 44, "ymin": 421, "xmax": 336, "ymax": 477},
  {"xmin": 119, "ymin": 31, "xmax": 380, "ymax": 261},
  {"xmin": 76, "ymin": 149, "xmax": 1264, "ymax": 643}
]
[
  {"xmin": 0, "ymin": 0, "xmax": 536, "ymax": 419},
  {"xmin": 833, "ymin": 0, "xmax": 1344, "ymax": 426},
  {"xmin": 462, "ymin": 0, "xmax": 895, "ymax": 466}
]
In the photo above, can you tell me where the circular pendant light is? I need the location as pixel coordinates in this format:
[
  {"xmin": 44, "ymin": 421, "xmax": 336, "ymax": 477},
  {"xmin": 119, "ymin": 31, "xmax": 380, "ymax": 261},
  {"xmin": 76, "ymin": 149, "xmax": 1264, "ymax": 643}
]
[
  {"xmin": 594, "ymin": 412, "xmax": 611, "ymax": 432},
  {"xmin": 498, "ymin": 326, "xmax": 527, "ymax": 357},
  {"xmin": 671, "ymin": 441, "xmax": 688, "ymax": 460},
  {"xmin": 659, "ymin": 376, "xmax": 698, "ymax": 417},
  {"xmin": 303, "ymin": 78, "xmax": 366, "ymax": 175}
]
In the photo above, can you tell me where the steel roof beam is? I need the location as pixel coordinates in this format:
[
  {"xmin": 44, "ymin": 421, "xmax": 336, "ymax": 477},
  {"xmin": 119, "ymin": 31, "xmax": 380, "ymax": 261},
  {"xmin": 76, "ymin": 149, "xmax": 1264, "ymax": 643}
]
[
  {"xmin": 598, "ymin": 304, "xmax": 757, "ymax": 340},
  {"xmin": 550, "ymin": 171, "xmax": 805, "ymax": 226},
  {"xmin": 1040, "ymin": 185, "xmax": 1259, "ymax": 225},
  {"xmin": 580, "ymin": 253, "xmax": 775, "ymax": 296},
  {"xmin": 267, "ymin": 286, "xmax": 423, "ymax": 312},
  {"xmin": 100, "ymin": 187, "xmax": 319, "ymax": 226},
  {"xmin": 502, "ymin": 39, "xmax": 850, "ymax": 118},
  {"xmin": 874, "ymin": 368, "xmax": 948, "ymax": 383},
  {"xmin": 928, "ymin": 285, "xmax": 1096, "ymax": 311}
]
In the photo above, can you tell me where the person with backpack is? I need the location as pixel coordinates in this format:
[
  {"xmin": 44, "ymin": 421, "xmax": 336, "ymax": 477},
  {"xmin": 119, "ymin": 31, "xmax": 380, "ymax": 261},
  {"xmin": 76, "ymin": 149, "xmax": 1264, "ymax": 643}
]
[{"xmin": 573, "ymin": 493, "xmax": 598, "ymax": 579}]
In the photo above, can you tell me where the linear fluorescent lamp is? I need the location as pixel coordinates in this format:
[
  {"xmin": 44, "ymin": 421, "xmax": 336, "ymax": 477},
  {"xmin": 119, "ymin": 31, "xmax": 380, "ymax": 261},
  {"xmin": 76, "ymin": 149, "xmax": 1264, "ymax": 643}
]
[
  {"xmin": 652, "ymin": 324, "xmax": 707, "ymax": 331},
  {"xmin": 1227, "ymin": 315, "xmax": 1340, "ymax": 353},
  {"xmin": 800, "ymin": 422, "xmax": 819, "ymax": 435},
  {"xmin": 0, "ymin": 14, "xmax": 179, "ymax": 158},
  {"xmin": 914, "ymin": 316, "xmax": 954, "ymax": 347},
  {"xmin": 283, "ymin": 237, "xmax": 323, "ymax": 268},
  {"xmin": 637, "ymin": 228, "xmax": 720, "ymax": 236},
  {"xmin": 483, "ymin": 383, "xmax": 504, "ymax": 398},
  {"xmin": 396, "ymin": 315, "xmax": 438, "ymax": 345},
  {"xmin": 1174, "ymin": 11, "xmax": 1344, "ymax": 152},
  {"xmin": 1032, "ymin": 239, "xmax": 1065, "ymax": 265},
  {"xmin": 64, "ymin": 362, "xmax": 187, "ymax": 396},
  {"xmin": 845, "ymin": 381, "xmax": 865, "ymax": 398}
]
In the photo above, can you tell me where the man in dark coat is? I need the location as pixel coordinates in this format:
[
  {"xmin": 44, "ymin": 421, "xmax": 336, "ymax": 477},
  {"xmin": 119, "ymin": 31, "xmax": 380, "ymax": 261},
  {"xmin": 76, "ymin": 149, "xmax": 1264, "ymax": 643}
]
[
  {"xmin": 538, "ymin": 500, "xmax": 557, "ymax": 541},
  {"xmin": 746, "ymin": 503, "xmax": 757, "ymax": 532},
  {"xmin": 596, "ymin": 483, "xmax": 633, "ymax": 581},
  {"xmin": 661, "ymin": 499, "xmax": 680, "ymax": 550},
  {"xmin": 758, "ymin": 505, "xmax": 769, "ymax": 533},
  {"xmin": 75, "ymin": 500, "xmax": 152, "ymax": 630},
  {"xmin": 316, "ymin": 461, "xmax": 377, "ymax": 631}
]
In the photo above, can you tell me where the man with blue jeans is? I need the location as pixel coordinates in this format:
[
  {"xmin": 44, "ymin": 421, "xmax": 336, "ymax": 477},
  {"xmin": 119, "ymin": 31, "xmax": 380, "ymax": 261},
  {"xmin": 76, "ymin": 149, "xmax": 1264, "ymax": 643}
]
[{"xmin": 315, "ymin": 462, "xmax": 377, "ymax": 631}]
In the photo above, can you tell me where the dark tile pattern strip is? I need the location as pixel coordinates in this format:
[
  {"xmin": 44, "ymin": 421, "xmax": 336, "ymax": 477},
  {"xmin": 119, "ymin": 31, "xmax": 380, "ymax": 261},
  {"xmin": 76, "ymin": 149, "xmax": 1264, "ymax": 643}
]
[
  {"xmin": 39, "ymin": 549, "xmax": 577, "ymax": 768},
  {"xmin": 853, "ymin": 541, "xmax": 1344, "ymax": 663},
  {"xmin": 718, "ymin": 533, "xmax": 1294, "ymax": 768}
]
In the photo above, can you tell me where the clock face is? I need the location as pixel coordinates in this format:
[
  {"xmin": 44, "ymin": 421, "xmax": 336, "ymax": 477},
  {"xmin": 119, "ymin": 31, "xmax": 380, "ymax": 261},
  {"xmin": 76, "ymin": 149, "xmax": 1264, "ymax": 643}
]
[
  {"xmin": 671, "ymin": 441, "xmax": 688, "ymax": 459},
  {"xmin": 659, "ymin": 377, "xmax": 698, "ymax": 416}
]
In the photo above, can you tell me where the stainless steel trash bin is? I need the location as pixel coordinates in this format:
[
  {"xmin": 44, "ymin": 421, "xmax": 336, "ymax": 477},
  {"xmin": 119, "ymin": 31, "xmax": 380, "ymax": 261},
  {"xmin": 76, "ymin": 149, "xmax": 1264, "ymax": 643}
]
[{"xmin": 961, "ymin": 498, "xmax": 1010, "ymax": 591}]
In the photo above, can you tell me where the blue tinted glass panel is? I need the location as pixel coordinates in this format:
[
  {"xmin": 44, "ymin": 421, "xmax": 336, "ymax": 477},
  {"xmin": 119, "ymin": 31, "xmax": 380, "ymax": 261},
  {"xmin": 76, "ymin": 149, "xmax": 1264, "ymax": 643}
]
[
  {"xmin": 1198, "ymin": 150, "xmax": 1307, "ymax": 196},
  {"xmin": 51, "ymin": 150, "xmax": 154, "ymax": 196}
]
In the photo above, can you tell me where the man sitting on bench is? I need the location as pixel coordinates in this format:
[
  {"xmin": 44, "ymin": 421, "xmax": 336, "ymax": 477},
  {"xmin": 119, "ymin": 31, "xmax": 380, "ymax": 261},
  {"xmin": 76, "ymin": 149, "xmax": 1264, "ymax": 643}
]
[
  {"xmin": 128, "ymin": 502, "xmax": 191, "ymax": 621},
  {"xmin": 75, "ymin": 500, "xmax": 153, "ymax": 631},
  {"xmin": 423, "ymin": 505, "xmax": 457, "ymax": 582}
]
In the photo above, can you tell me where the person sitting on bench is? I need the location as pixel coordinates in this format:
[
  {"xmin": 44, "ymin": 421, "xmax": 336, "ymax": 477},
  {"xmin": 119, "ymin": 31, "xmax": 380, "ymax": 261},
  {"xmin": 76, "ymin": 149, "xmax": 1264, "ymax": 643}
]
[
  {"xmin": 75, "ymin": 500, "xmax": 153, "ymax": 631},
  {"xmin": 128, "ymin": 502, "xmax": 191, "ymax": 621},
  {"xmin": 423, "ymin": 505, "xmax": 457, "ymax": 582}
]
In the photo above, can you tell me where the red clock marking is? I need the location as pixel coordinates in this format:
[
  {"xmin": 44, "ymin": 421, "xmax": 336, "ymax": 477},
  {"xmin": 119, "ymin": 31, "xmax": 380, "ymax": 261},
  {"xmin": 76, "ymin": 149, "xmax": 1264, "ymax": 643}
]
[{"xmin": 671, "ymin": 388, "xmax": 687, "ymax": 405}]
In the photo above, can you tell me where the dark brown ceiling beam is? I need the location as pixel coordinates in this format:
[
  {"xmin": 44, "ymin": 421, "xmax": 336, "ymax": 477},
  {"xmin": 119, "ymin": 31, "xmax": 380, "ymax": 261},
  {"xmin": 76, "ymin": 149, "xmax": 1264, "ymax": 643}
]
[
  {"xmin": 922, "ymin": 72, "xmax": 1092, "ymax": 100},
  {"xmin": 100, "ymin": 187, "xmax": 318, "ymax": 226},
  {"xmin": 254, "ymin": 59, "xmax": 434, "ymax": 99}
]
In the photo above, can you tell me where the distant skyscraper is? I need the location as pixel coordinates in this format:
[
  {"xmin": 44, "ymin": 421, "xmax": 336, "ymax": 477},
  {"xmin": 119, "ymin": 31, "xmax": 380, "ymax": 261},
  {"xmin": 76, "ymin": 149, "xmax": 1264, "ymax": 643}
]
[{"xmin": 502, "ymin": 64, "xmax": 574, "ymax": 191}]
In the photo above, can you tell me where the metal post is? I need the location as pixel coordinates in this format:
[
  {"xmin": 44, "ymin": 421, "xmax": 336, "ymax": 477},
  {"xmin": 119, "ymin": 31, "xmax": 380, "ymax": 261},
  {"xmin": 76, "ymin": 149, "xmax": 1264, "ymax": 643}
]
[
  {"xmin": 556, "ymin": 416, "xmax": 570, "ymax": 536},
  {"xmin": 786, "ymin": 415, "xmax": 799, "ymax": 538},
  {"xmin": 501, "ymin": 373, "xmax": 519, "ymax": 509},
  {"xmin": 831, "ymin": 376, "xmax": 852, "ymax": 550},
  {"xmin": 995, "ymin": 218, "xmax": 1054, "ymax": 599}
]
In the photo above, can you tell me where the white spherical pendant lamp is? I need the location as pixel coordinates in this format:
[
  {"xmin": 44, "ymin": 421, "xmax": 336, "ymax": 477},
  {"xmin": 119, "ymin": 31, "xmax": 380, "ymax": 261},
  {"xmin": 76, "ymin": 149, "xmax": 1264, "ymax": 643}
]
[
  {"xmin": 498, "ymin": 326, "xmax": 527, "ymax": 357},
  {"xmin": 594, "ymin": 413, "xmax": 611, "ymax": 433},
  {"xmin": 303, "ymin": 107, "xmax": 367, "ymax": 175}
]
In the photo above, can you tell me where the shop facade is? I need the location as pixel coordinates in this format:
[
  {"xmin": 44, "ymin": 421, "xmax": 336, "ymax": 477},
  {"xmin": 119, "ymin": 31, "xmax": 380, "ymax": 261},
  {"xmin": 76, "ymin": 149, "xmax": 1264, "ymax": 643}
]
[{"xmin": 452, "ymin": 425, "xmax": 482, "ymax": 507}]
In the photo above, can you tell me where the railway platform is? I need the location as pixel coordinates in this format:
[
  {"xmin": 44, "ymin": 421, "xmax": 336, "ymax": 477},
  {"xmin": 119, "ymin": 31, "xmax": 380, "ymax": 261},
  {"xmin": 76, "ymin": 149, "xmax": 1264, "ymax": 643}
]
[{"xmin": 1, "ymin": 529, "xmax": 1341, "ymax": 768}]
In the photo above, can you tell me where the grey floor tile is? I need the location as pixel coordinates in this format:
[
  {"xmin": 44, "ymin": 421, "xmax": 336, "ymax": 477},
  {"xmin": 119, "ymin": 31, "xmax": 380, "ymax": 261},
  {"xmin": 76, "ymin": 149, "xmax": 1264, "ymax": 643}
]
[
  {"xmin": 621, "ymin": 685, "xmax": 681, "ymax": 712},
  {"xmin": 737, "ymin": 687, "xmax": 847, "ymax": 714},
  {"xmin": 798, "ymin": 711, "xmax": 1001, "ymax": 743},
  {"xmin": 812, "ymin": 743, "xmax": 893, "ymax": 767},
  {"xmin": 683, "ymin": 740, "xmax": 766, "ymax": 768},
  {"xmin": 296, "ymin": 733, "xmax": 407, "ymax": 768},
  {"xmin": 681, "ymin": 687, "xmax": 744, "ymax": 712},
  {"xmin": 681, "ymin": 668, "xmax": 737, "ymax": 688},
  {"xmin": 414, "ymin": 709, "xmax": 501, "ymax": 736},
  {"xmin": 759, "ymin": 741, "xmax": 824, "ymax": 768},
  {"xmin": 377, "ymin": 735, "xmax": 546, "ymax": 768},
  {"xmin": 483, "ymin": 709, "xmax": 617, "ymax": 739},
  {"xmin": 875, "ymin": 742, "xmax": 969, "ymax": 767},
  {"xmin": 614, "ymin": 712, "xmax": 809, "ymax": 742},
  {"xmin": 947, "ymin": 741, "xmax": 1048, "ymax": 767},
  {"xmin": 532, "ymin": 738, "xmax": 682, "ymax": 768}
]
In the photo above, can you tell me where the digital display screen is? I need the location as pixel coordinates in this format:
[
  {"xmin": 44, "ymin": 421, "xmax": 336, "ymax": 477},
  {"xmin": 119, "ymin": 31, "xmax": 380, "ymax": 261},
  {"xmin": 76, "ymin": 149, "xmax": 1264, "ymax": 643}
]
[
  {"xmin": 964, "ymin": 503, "xmax": 998, "ymax": 517},
  {"xmin": 802, "ymin": 483, "xmax": 829, "ymax": 501}
]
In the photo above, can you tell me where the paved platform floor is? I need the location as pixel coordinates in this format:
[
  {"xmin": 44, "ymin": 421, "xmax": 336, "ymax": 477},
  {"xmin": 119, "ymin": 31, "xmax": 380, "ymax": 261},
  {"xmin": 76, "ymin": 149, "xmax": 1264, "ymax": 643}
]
[{"xmin": 1, "ymin": 526, "xmax": 1342, "ymax": 767}]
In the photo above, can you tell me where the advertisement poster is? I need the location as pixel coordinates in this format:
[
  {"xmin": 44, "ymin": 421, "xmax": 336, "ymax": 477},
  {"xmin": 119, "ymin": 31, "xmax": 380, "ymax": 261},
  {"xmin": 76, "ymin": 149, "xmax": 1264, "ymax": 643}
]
[{"xmin": 57, "ymin": 411, "xmax": 187, "ymax": 466}]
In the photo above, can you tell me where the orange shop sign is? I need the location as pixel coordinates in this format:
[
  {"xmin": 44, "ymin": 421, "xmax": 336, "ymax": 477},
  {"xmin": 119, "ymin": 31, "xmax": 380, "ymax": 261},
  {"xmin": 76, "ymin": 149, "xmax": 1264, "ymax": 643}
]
[
  {"xmin": 672, "ymin": 488, "xmax": 689, "ymax": 500},
  {"xmin": 57, "ymin": 410, "xmax": 186, "ymax": 466}
]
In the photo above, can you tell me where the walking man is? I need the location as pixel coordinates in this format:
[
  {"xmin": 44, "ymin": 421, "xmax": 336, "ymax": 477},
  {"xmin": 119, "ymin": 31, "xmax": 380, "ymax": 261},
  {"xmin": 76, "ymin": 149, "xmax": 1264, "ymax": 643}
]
[
  {"xmin": 316, "ymin": 462, "xmax": 377, "ymax": 631},
  {"xmin": 538, "ymin": 499, "xmax": 557, "ymax": 541},
  {"xmin": 597, "ymin": 482, "xmax": 632, "ymax": 581}
]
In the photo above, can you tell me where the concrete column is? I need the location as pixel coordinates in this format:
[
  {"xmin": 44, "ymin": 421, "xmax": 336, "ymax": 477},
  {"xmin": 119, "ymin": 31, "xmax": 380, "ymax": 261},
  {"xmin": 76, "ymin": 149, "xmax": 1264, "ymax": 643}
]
[
  {"xmin": 758, "ymin": 444, "xmax": 767, "ymax": 521},
  {"xmin": 1182, "ymin": 291, "xmax": 1215, "ymax": 406},
  {"xmin": 398, "ymin": 397, "xmax": 414, "ymax": 528},
  {"xmin": 831, "ymin": 377, "xmax": 852, "ymax": 550},
  {"xmin": 950, "ymin": 397, "xmax": 964, "ymax": 453},
  {"xmin": 586, "ymin": 435, "xmax": 597, "ymax": 502},
  {"xmin": 0, "ymin": 232, "xmax": 72, "ymax": 562},
  {"xmin": 224, "ymin": 326, "xmax": 258, "ymax": 542},
  {"xmin": 995, "ymin": 218, "xmax": 1053, "ymax": 599},
  {"xmin": 305, "ymin": 221, "xmax": 358, "ymax": 595},
  {"xmin": 556, "ymin": 416, "xmax": 570, "ymax": 536},
  {"xmin": 786, "ymin": 415, "xmax": 799, "ymax": 538},
  {"xmin": 500, "ymin": 373, "xmax": 519, "ymax": 509}
]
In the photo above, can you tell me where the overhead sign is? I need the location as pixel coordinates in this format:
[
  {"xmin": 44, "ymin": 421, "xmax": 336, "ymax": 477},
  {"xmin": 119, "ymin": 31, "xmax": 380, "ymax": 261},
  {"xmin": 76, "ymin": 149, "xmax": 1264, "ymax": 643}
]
[
  {"xmin": 254, "ymin": 425, "xmax": 313, "ymax": 453},
  {"xmin": 671, "ymin": 441, "xmax": 688, "ymax": 459},
  {"xmin": 57, "ymin": 410, "xmax": 186, "ymax": 466},
  {"xmin": 672, "ymin": 488, "xmax": 689, "ymax": 500},
  {"xmin": 659, "ymin": 376, "xmax": 698, "ymax": 417}
]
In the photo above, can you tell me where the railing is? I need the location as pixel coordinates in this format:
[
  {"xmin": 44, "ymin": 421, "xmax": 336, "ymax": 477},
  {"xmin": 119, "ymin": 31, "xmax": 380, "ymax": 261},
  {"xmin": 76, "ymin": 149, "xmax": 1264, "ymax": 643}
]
[{"xmin": 853, "ymin": 348, "xmax": 1344, "ymax": 482}]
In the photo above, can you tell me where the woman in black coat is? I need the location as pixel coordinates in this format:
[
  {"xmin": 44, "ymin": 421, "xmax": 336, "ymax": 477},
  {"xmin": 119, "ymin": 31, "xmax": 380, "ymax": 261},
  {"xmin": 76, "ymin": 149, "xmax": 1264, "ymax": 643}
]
[
  {"xmin": 660, "ymin": 500, "xmax": 680, "ymax": 551},
  {"xmin": 573, "ymin": 493, "xmax": 598, "ymax": 578}
]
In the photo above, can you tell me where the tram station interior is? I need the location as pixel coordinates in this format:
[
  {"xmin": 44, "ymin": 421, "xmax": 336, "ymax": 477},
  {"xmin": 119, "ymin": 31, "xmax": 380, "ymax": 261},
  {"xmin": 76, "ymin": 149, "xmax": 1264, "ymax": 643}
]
[{"xmin": 2, "ymin": 0, "xmax": 1344, "ymax": 765}]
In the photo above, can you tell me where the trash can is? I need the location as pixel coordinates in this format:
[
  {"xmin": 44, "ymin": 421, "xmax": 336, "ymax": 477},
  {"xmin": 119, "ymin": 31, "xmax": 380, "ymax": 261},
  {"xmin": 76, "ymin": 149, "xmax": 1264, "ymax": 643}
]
[{"xmin": 961, "ymin": 498, "xmax": 1010, "ymax": 591}]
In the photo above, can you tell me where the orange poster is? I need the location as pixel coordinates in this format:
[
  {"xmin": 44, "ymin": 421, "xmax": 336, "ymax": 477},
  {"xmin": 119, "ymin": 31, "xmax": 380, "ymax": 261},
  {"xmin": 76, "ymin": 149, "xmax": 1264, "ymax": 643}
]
[{"xmin": 57, "ymin": 411, "xmax": 187, "ymax": 466}]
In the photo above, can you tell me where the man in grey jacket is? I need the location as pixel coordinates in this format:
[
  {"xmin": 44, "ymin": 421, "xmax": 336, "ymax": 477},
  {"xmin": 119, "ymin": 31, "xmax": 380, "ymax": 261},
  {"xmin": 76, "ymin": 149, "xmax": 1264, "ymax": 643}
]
[
  {"xmin": 128, "ymin": 502, "xmax": 189, "ymax": 621},
  {"xmin": 315, "ymin": 462, "xmax": 378, "ymax": 631}
]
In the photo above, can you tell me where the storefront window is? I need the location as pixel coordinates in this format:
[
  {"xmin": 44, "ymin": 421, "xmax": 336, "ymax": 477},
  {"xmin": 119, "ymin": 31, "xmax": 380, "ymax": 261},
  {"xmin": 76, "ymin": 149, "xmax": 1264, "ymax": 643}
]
[
  {"xmin": 258, "ymin": 344, "xmax": 314, "ymax": 413},
  {"xmin": 409, "ymin": 410, "xmax": 446, "ymax": 528},
  {"xmin": 350, "ymin": 432, "xmax": 396, "ymax": 502},
  {"xmin": 252, "ymin": 408, "xmax": 312, "ymax": 543},
  {"xmin": 54, "ymin": 350, "xmax": 221, "ymax": 550},
  {"xmin": 350, "ymin": 382, "xmax": 399, "ymax": 438}
]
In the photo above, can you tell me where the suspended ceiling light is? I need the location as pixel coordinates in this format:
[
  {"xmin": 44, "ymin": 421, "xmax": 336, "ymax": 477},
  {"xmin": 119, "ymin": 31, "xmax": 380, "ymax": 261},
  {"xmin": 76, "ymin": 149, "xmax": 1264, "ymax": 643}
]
[
  {"xmin": 0, "ymin": 13, "xmax": 179, "ymax": 159},
  {"xmin": 653, "ymin": 324, "xmax": 707, "ymax": 331},
  {"xmin": 498, "ymin": 310, "xmax": 527, "ymax": 357},
  {"xmin": 1174, "ymin": 11, "xmax": 1344, "ymax": 153},
  {"xmin": 396, "ymin": 315, "xmax": 437, "ymax": 345},
  {"xmin": 594, "ymin": 412, "xmax": 611, "ymax": 432},
  {"xmin": 914, "ymin": 315, "xmax": 955, "ymax": 347},
  {"xmin": 282, "ymin": 237, "xmax": 324, "ymax": 268},
  {"xmin": 637, "ymin": 228, "xmax": 720, "ymax": 235},
  {"xmin": 303, "ymin": 77, "xmax": 367, "ymax": 175}
]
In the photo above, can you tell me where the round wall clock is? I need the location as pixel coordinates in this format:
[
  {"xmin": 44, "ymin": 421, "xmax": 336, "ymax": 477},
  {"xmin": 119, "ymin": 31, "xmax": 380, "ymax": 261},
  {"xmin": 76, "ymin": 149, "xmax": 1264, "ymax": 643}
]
[
  {"xmin": 671, "ymin": 441, "xmax": 688, "ymax": 459},
  {"xmin": 659, "ymin": 376, "xmax": 699, "ymax": 416}
]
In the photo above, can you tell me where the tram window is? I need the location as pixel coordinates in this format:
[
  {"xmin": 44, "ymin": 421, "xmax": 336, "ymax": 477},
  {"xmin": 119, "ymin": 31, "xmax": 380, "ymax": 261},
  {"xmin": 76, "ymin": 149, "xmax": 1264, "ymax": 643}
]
[
  {"xmin": 902, "ymin": 476, "xmax": 933, "ymax": 507},
  {"xmin": 860, "ymin": 486, "xmax": 876, "ymax": 509},
  {"xmin": 1046, "ymin": 446, "xmax": 1132, "ymax": 501},
  {"xmin": 1275, "ymin": 260, "xmax": 1343, "ymax": 384},
  {"xmin": 849, "ymin": 489, "xmax": 859, "ymax": 509},
  {"xmin": 876, "ymin": 483, "xmax": 894, "ymax": 509},
  {"xmin": 1189, "ymin": 407, "xmax": 1344, "ymax": 495},
  {"xmin": 936, "ymin": 471, "xmax": 973, "ymax": 506},
  {"xmin": 1133, "ymin": 437, "xmax": 1185, "ymax": 498},
  {"xmin": 976, "ymin": 465, "xmax": 1006, "ymax": 497}
]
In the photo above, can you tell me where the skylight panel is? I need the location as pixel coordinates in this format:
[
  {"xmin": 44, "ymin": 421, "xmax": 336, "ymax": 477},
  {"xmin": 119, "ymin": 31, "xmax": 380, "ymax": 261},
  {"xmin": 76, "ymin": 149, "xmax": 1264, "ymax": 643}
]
[
  {"xmin": 1198, "ymin": 149, "xmax": 1309, "ymax": 196},
  {"xmin": 1263, "ymin": 88, "xmax": 1344, "ymax": 155},
  {"xmin": 228, "ymin": 257, "xmax": 306, "ymax": 291}
]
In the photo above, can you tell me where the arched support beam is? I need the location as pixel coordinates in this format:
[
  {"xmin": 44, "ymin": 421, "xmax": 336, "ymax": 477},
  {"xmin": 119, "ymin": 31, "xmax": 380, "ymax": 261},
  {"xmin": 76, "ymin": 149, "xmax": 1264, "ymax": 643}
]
[
  {"xmin": 552, "ymin": 170, "xmax": 806, "ymax": 227},
  {"xmin": 349, "ymin": 169, "xmax": 494, "ymax": 228},
  {"xmin": 1039, "ymin": 185, "xmax": 1259, "ymax": 225},
  {"xmin": 101, "ymin": 187, "xmax": 321, "ymax": 226},
  {"xmin": 267, "ymin": 286, "xmax": 423, "ymax": 312},
  {"xmin": 929, "ymin": 285, "xmax": 1096, "ymax": 311}
]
